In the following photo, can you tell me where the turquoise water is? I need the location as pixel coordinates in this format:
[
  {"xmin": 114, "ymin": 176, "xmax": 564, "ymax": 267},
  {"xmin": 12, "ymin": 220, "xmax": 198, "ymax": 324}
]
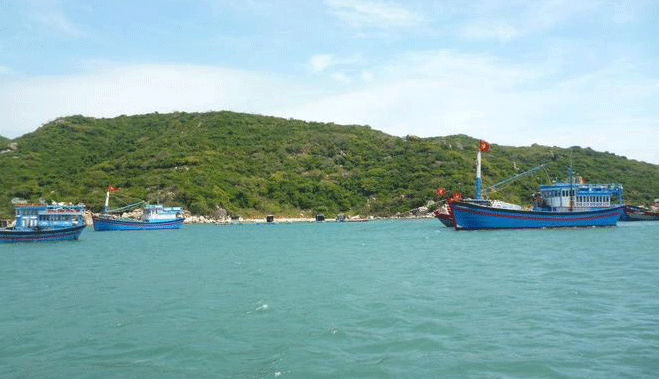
[{"xmin": 1, "ymin": 220, "xmax": 658, "ymax": 378}]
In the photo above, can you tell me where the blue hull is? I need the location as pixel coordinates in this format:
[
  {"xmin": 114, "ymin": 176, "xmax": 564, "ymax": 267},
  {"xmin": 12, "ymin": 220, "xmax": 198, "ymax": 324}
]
[
  {"xmin": 450, "ymin": 202, "xmax": 623, "ymax": 230},
  {"xmin": 0, "ymin": 225, "xmax": 85, "ymax": 243},
  {"xmin": 92, "ymin": 215, "xmax": 184, "ymax": 231}
]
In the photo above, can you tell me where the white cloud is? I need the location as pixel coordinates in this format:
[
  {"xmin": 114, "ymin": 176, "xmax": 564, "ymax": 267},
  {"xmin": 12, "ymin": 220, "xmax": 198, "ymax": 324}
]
[
  {"xmin": 454, "ymin": 0, "xmax": 655, "ymax": 42},
  {"xmin": 309, "ymin": 55, "xmax": 334, "ymax": 72},
  {"xmin": 361, "ymin": 70, "xmax": 374, "ymax": 82},
  {"xmin": 462, "ymin": 22, "xmax": 521, "ymax": 42},
  {"xmin": 25, "ymin": 0, "xmax": 85, "ymax": 38},
  {"xmin": 1, "ymin": 55, "xmax": 658, "ymax": 164},
  {"xmin": 0, "ymin": 63, "xmax": 308, "ymax": 138},
  {"xmin": 331, "ymin": 72, "xmax": 352, "ymax": 84},
  {"xmin": 34, "ymin": 12, "xmax": 83, "ymax": 37},
  {"xmin": 308, "ymin": 54, "xmax": 367, "ymax": 82},
  {"xmin": 325, "ymin": 0, "xmax": 423, "ymax": 28},
  {"xmin": 278, "ymin": 50, "xmax": 659, "ymax": 164},
  {"xmin": 530, "ymin": 0, "xmax": 598, "ymax": 30}
]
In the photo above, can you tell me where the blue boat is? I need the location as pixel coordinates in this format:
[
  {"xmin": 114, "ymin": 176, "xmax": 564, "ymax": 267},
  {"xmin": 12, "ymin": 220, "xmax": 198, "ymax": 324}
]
[
  {"xmin": 435, "ymin": 164, "xmax": 549, "ymax": 227},
  {"xmin": 0, "ymin": 202, "xmax": 86, "ymax": 243},
  {"xmin": 92, "ymin": 187, "xmax": 185, "ymax": 231},
  {"xmin": 451, "ymin": 199, "xmax": 623, "ymax": 230},
  {"xmin": 448, "ymin": 141, "xmax": 624, "ymax": 230}
]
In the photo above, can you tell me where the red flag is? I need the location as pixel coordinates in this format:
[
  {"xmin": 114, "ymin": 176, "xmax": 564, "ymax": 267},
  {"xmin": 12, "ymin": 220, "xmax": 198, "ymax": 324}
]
[
  {"xmin": 479, "ymin": 140, "xmax": 491, "ymax": 152},
  {"xmin": 435, "ymin": 187, "xmax": 447, "ymax": 197},
  {"xmin": 107, "ymin": 185, "xmax": 118, "ymax": 192},
  {"xmin": 449, "ymin": 192, "xmax": 462, "ymax": 203}
]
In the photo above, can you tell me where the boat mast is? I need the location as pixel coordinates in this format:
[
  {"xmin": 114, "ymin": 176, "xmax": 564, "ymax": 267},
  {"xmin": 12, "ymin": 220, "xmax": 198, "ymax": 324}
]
[
  {"xmin": 476, "ymin": 149, "xmax": 482, "ymax": 199},
  {"xmin": 104, "ymin": 190, "xmax": 110, "ymax": 214},
  {"xmin": 568, "ymin": 165, "xmax": 574, "ymax": 211}
]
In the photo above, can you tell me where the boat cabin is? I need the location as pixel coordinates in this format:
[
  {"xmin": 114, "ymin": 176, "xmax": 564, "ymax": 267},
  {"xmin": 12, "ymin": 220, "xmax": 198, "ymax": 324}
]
[
  {"xmin": 14, "ymin": 203, "xmax": 86, "ymax": 230},
  {"xmin": 535, "ymin": 183, "xmax": 623, "ymax": 212},
  {"xmin": 142, "ymin": 204, "xmax": 183, "ymax": 222}
]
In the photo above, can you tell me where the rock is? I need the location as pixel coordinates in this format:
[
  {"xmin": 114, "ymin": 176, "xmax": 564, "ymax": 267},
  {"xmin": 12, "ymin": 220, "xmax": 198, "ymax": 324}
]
[{"xmin": 211, "ymin": 206, "xmax": 228, "ymax": 219}]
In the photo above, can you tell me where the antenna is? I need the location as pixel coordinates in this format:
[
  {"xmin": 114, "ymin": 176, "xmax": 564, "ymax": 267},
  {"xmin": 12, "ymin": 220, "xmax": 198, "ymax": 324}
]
[{"xmin": 569, "ymin": 149, "xmax": 574, "ymax": 211}]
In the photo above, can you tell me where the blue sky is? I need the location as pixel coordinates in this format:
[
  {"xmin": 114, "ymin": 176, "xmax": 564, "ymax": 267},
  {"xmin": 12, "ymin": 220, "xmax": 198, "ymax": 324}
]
[{"xmin": 1, "ymin": 0, "xmax": 658, "ymax": 163}]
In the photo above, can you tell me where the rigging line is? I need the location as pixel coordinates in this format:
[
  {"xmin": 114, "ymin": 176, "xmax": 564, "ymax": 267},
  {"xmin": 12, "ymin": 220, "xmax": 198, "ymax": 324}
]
[
  {"xmin": 107, "ymin": 201, "xmax": 145, "ymax": 213},
  {"xmin": 541, "ymin": 166, "xmax": 553, "ymax": 183}
]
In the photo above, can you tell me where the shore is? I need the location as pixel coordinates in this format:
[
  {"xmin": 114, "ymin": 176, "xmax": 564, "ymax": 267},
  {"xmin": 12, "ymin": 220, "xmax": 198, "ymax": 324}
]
[
  {"xmin": 184, "ymin": 214, "xmax": 435, "ymax": 224},
  {"xmin": 81, "ymin": 212, "xmax": 435, "ymax": 226}
]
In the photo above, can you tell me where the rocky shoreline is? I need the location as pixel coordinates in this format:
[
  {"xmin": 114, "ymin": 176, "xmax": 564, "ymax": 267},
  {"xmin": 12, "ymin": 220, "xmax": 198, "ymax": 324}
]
[
  {"xmin": 82, "ymin": 211, "xmax": 434, "ymax": 226},
  {"xmin": 183, "ymin": 214, "xmax": 433, "ymax": 224},
  {"xmin": 82, "ymin": 203, "xmax": 438, "ymax": 225}
]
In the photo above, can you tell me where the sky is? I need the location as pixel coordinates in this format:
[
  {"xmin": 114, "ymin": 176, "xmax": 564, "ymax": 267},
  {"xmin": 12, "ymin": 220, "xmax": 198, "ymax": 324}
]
[{"xmin": 1, "ymin": 0, "xmax": 658, "ymax": 163}]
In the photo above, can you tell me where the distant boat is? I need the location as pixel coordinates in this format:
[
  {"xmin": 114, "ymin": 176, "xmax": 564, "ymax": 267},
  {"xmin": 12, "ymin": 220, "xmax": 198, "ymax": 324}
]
[
  {"xmin": 1, "ymin": 202, "xmax": 86, "ymax": 243},
  {"xmin": 622, "ymin": 205, "xmax": 659, "ymax": 221},
  {"xmin": 92, "ymin": 186, "xmax": 185, "ymax": 231},
  {"xmin": 447, "ymin": 140, "xmax": 624, "ymax": 230}
]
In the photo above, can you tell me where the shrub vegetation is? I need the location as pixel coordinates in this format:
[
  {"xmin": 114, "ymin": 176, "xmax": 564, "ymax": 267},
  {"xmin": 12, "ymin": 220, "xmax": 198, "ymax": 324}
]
[{"xmin": 1, "ymin": 111, "xmax": 657, "ymax": 218}]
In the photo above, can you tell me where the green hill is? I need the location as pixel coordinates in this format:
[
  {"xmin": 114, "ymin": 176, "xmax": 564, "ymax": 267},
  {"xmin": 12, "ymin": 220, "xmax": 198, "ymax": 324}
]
[{"xmin": 1, "ymin": 111, "xmax": 658, "ymax": 218}]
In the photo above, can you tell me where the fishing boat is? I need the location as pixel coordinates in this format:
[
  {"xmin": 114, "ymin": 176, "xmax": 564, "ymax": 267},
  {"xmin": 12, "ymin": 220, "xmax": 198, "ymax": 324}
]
[
  {"xmin": 0, "ymin": 202, "xmax": 86, "ymax": 243},
  {"xmin": 434, "ymin": 164, "xmax": 545, "ymax": 227},
  {"xmin": 92, "ymin": 186, "xmax": 185, "ymax": 231},
  {"xmin": 447, "ymin": 140, "xmax": 624, "ymax": 230},
  {"xmin": 621, "ymin": 204, "xmax": 659, "ymax": 221},
  {"xmin": 434, "ymin": 199, "xmax": 520, "ymax": 227}
]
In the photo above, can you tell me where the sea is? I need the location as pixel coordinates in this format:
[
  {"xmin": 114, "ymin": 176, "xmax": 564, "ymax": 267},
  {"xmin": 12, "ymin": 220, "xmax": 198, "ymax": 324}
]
[{"xmin": 1, "ymin": 219, "xmax": 658, "ymax": 378}]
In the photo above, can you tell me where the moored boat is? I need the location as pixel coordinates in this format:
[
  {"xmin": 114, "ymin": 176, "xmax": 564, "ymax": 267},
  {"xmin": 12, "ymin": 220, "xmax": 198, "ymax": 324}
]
[
  {"xmin": 435, "ymin": 199, "xmax": 522, "ymax": 227},
  {"xmin": 92, "ymin": 186, "xmax": 185, "ymax": 231},
  {"xmin": 0, "ymin": 202, "xmax": 86, "ymax": 243},
  {"xmin": 622, "ymin": 204, "xmax": 659, "ymax": 221},
  {"xmin": 451, "ymin": 200, "xmax": 623, "ymax": 230},
  {"xmin": 447, "ymin": 140, "xmax": 624, "ymax": 230},
  {"xmin": 433, "ymin": 163, "xmax": 542, "ymax": 228}
]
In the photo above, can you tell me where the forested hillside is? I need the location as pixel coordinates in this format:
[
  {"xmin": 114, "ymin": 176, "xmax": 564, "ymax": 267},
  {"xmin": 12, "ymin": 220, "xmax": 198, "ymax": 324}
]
[{"xmin": 1, "ymin": 111, "xmax": 657, "ymax": 218}]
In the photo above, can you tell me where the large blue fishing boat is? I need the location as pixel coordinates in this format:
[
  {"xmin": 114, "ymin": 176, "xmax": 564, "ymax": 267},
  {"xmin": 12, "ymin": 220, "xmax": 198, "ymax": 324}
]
[
  {"xmin": 448, "ymin": 141, "xmax": 624, "ymax": 230},
  {"xmin": 0, "ymin": 202, "xmax": 86, "ymax": 243},
  {"xmin": 92, "ymin": 186, "xmax": 185, "ymax": 231},
  {"xmin": 435, "ymin": 163, "xmax": 547, "ymax": 227}
]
